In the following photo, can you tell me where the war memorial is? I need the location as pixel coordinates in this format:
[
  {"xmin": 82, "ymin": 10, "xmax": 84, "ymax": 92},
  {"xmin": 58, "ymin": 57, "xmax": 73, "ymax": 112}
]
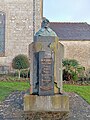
[{"xmin": 24, "ymin": 19, "xmax": 69, "ymax": 120}]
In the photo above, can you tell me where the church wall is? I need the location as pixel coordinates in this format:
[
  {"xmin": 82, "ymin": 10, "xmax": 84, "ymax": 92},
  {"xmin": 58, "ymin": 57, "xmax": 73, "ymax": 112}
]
[
  {"xmin": 0, "ymin": 0, "xmax": 42, "ymax": 68},
  {"xmin": 34, "ymin": 0, "xmax": 43, "ymax": 33},
  {"xmin": 61, "ymin": 40, "xmax": 90, "ymax": 70},
  {"xmin": 0, "ymin": 0, "xmax": 89, "ymax": 72}
]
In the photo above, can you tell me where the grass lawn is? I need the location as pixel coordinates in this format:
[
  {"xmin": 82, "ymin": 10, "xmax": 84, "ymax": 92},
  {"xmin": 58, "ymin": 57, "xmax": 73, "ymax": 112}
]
[
  {"xmin": 0, "ymin": 82, "xmax": 90, "ymax": 104},
  {"xmin": 64, "ymin": 84, "xmax": 90, "ymax": 104},
  {"xmin": 0, "ymin": 82, "xmax": 30, "ymax": 102}
]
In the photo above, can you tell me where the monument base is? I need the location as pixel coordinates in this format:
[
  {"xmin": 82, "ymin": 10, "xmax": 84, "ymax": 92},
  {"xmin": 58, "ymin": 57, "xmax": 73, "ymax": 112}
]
[{"xmin": 24, "ymin": 94, "xmax": 69, "ymax": 120}]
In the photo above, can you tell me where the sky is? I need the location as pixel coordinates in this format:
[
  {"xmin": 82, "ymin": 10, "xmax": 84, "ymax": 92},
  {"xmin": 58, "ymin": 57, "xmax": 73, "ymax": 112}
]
[{"xmin": 43, "ymin": 0, "xmax": 90, "ymax": 24}]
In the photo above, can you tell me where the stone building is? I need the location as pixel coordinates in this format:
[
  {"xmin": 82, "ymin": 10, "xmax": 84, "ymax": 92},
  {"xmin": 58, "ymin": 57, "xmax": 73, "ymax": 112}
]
[
  {"xmin": 50, "ymin": 22, "xmax": 90, "ymax": 70},
  {"xmin": 0, "ymin": 0, "xmax": 43, "ymax": 69},
  {"xmin": 0, "ymin": 0, "xmax": 90, "ymax": 72}
]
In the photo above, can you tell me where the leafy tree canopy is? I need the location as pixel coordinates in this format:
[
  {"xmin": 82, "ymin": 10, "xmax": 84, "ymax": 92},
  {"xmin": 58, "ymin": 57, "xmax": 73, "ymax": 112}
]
[{"xmin": 12, "ymin": 54, "xmax": 30, "ymax": 70}]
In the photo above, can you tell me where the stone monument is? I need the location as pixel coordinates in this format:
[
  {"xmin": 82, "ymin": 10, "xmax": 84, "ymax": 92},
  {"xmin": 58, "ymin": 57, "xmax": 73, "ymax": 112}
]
[{"xmin": 24, "ymin": 18, "xmax": 69, "ymax": 120}]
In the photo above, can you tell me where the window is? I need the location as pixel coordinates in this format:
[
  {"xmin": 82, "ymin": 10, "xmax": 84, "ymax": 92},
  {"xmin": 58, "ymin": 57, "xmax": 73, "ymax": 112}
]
[{"xmin": 0, "ymin": 12, "xmax": 5, "ymax": 56}]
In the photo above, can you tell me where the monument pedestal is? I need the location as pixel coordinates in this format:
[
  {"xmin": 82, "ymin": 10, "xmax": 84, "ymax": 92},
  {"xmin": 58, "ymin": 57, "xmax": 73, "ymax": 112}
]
[{"xmin": 24, "ymin": 94, "xmax": 69, "ymax": 120}]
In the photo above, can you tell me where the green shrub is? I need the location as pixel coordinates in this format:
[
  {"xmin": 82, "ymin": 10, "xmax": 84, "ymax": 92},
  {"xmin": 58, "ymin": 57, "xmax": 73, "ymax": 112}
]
[{"xmin": 63, "ymin": 59, "xmax": 85, "ymax": 82}]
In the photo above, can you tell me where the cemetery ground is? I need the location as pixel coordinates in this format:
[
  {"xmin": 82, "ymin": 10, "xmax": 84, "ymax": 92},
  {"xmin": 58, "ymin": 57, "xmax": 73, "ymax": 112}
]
[{"xmin": 0, "ymin": 80, "xmax": 90, "ymax": 119}]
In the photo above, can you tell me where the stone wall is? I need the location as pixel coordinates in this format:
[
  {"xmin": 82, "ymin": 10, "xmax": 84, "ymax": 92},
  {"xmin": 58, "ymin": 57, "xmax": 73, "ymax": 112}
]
[
  {"xmin": 34, "ymin": 0, "xmax": 43, "ymax": 34},
  {"xmin": 61, "ymin": 40, "xmax": 90, "ymax": 69},
  {"xmin": 0, "ymin": 0, "xmax": 42, "ymax": 68},
  {"xmin": 0, "ymin": 0, "xmax": 89, "ymax": 71}
]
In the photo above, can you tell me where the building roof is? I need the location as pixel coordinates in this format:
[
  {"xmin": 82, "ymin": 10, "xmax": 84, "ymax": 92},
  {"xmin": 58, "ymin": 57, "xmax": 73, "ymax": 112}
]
[{"xmin": 50, "ymin": 22, "xmax": 90, "ymax": 40}]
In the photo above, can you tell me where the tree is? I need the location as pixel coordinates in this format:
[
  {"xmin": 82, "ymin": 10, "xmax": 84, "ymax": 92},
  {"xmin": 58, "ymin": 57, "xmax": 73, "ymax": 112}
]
[
  {"xmin": 63, "ymin": 59, "xmax": 85, "ymax": 82},
  {"xmin": 12, "ymin": 54, "xmax": 30, "ymax": 79}
]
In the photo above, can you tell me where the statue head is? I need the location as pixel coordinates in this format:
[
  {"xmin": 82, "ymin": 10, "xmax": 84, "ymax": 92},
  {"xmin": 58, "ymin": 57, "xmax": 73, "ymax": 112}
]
[
  {"xmin": 41, "ymin": 18, "xmax": 50, "ymax": 28},
  {"xmin": 35, "ymin": 18, "xmax": 57, "ymax": 37}
]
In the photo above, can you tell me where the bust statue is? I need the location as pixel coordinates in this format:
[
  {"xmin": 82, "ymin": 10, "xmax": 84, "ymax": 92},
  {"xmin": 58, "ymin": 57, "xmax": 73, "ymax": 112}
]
[
  {"xmin": 41, "ymin": 18, "xmax": 50, "ymax": 28},
  {"xmin": 35, "ymin": 18, "xmax": 57, "ymax": 37}
]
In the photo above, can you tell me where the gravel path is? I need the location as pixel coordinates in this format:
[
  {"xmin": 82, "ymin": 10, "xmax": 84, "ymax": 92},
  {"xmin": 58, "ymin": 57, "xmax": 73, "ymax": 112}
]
[
  {"xmin": 68, "ymin": 93, "xmax": 90, "ymax": 120},
  {"xmin": 0, "ymin": 91, "xmax": 90, "ymax": 120},
  {"xmin": 0, "ymin": 91, "xmax": 25, "ymax": 120}
]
